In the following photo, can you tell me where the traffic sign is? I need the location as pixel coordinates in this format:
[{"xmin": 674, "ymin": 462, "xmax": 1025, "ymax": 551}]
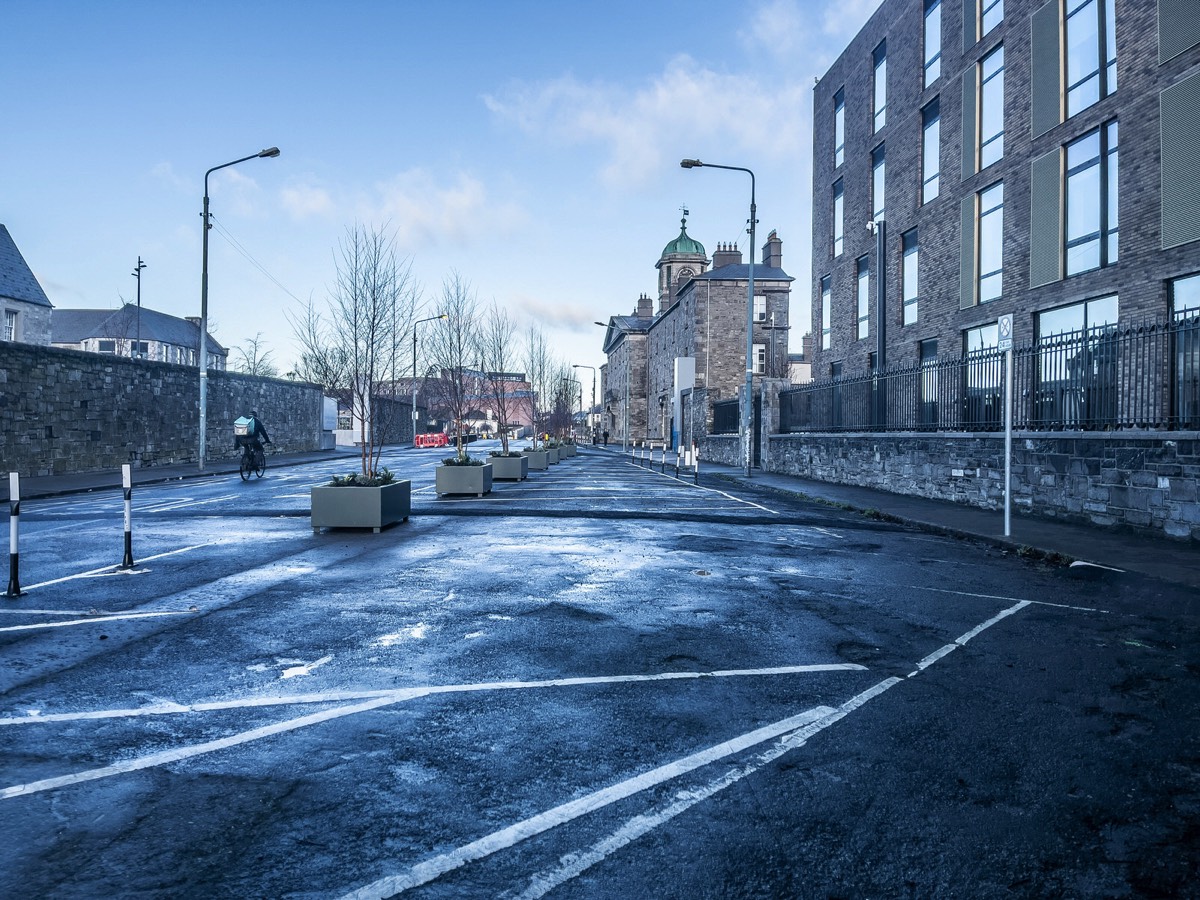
[{"xmin": 998, "ymin": 314, "xmax": 1013, "ymax": 352}]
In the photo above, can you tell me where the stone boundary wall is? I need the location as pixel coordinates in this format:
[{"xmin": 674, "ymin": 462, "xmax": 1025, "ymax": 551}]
[
  {"xmin": 701, "ymin": 434, "xmax": 740, "ymax": 467},
  {"xmin": 764, "ymin": 431, "xmax": 1200, "ymax": 541},
  {"xmin": 1, "ymin": 342, "xmax": 324, "ymax": 477}
]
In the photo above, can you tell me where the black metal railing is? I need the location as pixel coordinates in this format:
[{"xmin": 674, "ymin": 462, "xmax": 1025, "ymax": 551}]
[
  {"xmin": 780, "ymin": 316, "xmax": 1200, "ymax": 434},
  {"xmin": 712, "ymin": 398, "xmax": 740, "ymax": 434}
]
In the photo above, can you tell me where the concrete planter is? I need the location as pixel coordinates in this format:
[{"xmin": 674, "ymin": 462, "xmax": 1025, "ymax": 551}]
[
  {"xmin": 546, "ymin": 447, "xmax": 561, "ymax": 464},
  {"xmin": 523, "ymin": 449, "xmax": 550, "ymax": 470},
  {"xmin": 561, "ymin": 443, "xmax": 577, "ymax": 458},
  {"xmin": 311, "ymin": 481, "xmax": 411, "ymax": 533},
  {"xmin": 436, "ymin": 463, "xmax": 493, "ymax": 497},
  {"xmin": 489, "ymin": 454, "xmax": 528, "ymax": 481}
]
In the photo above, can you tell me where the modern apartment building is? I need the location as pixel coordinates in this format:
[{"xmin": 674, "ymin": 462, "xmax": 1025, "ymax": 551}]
[{"xmin": 810, "ymin": 0, "xmax": 1200, "ymax": 428}]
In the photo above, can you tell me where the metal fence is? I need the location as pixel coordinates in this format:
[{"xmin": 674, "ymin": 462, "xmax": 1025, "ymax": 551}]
[
  {"xmin": 712, "ymin": 398, "xmax": 740, "ymax": 434},
  {"xmin": 780, "ymin": 316, "xmax": 1200, "ymax": 434}
]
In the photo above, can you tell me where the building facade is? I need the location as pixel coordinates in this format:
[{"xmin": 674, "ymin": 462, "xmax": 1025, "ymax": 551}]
[
  {"xmin": 0, "ymin": 224, "xmax": 53, "ymax": 346},
  {"xmin": 600, "ymin": 216, "xmax": 793, "ymax": 446},
  {"xmin": 52, "ymin": 304, "xmax": 228, "ymax": 371},
  {"xmin": 810, "ymin": 0, "xmax": 1200, "ymax": 424}
]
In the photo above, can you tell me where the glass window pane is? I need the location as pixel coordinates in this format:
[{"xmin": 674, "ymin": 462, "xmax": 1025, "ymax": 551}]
[
  {"xmin": 874, "ymin": 49, "xmax": 887, "ymax": 132},
  {"xmin": 925, "ymin": 0, "xmax": 941, "ymax": 86},
  {"xmin": 858, "ymin": 257, "xmax": 870, "ymax": 340},
  {"xmin": 982, "ymin": 0, "xmax": 1003, "ymax": 35},
  {"xmin": 1174, "ymin": 274, "xmax": 1200, "ymax": 316},
  {"xmin": 923, "ymin": 102, "xmax": 940, "ymax": 203},
  {"xmin": 833, "ymin": 181, "xmax": 844, "ymax": 256},
  {"xmin": 979, "ymin": 47, "xmax": 1004, "ymax": 169},
  {"xmin": 1066, "ymin": 164, "xmax": 1101, "ymax": 242}
]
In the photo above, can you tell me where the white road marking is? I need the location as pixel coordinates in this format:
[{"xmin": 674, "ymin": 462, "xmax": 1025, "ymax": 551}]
[
  {"xmin": 0, "ymin": 609, "xmax": 196, "ymax": 634},
  {"xmin": 338, "ymin": 704, "xmax": 840, "ymax": 900},
  {"xmin": 0, "ymin": 664, "xmax": 864, "ymax": 726},
  {"xmin": 339, "ymin": 602, "xmax": 1031, "ymax": 898},
  {"xmin": 19, "ymin": 542, "xmax": 218, "ymax": 591},
  {"xmin": 281, "ymin": 656, "xmax": 333, "ymax": 679}
]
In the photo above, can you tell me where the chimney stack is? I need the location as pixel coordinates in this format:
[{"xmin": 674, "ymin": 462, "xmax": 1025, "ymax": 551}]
[
  {"xmin": 762, "ymin": 230, "xmax": 783, "ymax": 269},
  {"xmin": 635, "ymin": 293, "xmax": 654, "ymax": 318},
  {"xmin": 712, "ymin": 242, "xmax": 743, "ymax": 268}
]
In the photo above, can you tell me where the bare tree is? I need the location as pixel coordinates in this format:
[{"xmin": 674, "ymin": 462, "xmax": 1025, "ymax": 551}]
[
  {"xmin": 232, "ymin": 332, "xmax": 279, "ymax": 377},
  {"xmin": 289, "ymin": 224, "xmax": 418, "ymax": 478},
  {"xmin": 426, "ymin": 271, "xmax": 481, "ymax": 456},
  {"xmin": 478, "ymin": 300, "xmax": 521, "ymax": 455},
  {"xmin": 522, "ymin": 324, "xmax": 552, "ymax": 449},
  {"xmin": 549, "ymin": 359, "xmax": 576, "ymax": 440}
]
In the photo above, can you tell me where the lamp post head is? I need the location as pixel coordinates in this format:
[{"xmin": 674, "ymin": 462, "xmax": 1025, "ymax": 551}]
[
  {"xmin": 680, "ymin": 158, "xmax": 703, "ymax": 169},
  {"xmin": 258, "ymin": 147, "xmax": 281, "ymax": 158}
]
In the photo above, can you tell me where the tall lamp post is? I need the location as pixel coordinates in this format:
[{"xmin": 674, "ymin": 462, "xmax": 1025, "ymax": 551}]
[
  {"xmin": 132, "ymin": 256, "xmax": 146, "ymax": 357},
  {"xmin": 572, "ymin": 364, "xmax": 596, "ymax": 441},
  {"xmin": 198, "ymin": 147, "xmax": 280, "ymax": 471},
  {"xmin": 681, "ymin": 158, "xmax": 756, "ymax": 477},
  {"xmin": 412, "ymin": 314, "xmax": 448, "ymax": 439}
]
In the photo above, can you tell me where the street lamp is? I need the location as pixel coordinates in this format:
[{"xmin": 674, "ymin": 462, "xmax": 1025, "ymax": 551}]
[
  {"xmin": 572, "ymin": 364, "xmax": 596, "ymax": 442},
  {"xmin": 595, "ymin": 320, "xmax": 629, "ymax": 452},
  {"xmin": 681, "ymin": 158, "xmax": 756, "ymax": 477},
  {"xmin": 132, "ymin": 256, "xmax": 146, "ymax": 358},
  {"xmin": 198, "ymin": 146, "xmax": 279, "ymax": 471},
  {"xmin": 412, "ymin": 314, "xmax": 448, "ymax": 439}
]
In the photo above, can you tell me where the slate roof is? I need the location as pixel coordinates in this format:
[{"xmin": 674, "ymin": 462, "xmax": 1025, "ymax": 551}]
[
  {"xmin": 0, "ymin": 224, "xmax": 52, "ymax": 308},
  {"xmin": 52, "ymin": 304, "xmax": 227, "ymax": 355},
  {"xmin": 692, "ymin": 263, "xmax": 793, "ymax": 283}
]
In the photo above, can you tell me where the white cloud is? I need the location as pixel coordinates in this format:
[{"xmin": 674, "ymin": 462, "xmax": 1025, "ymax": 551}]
[
  {"xmin": 484, "ymin": 55, "xmax": 810, "ymax": 190},
  {"xmin": 509, "ymin": 293, "xmax": 598, "ymax": 333},
  {"xmin": 281, "ymin": 182, "xmax": 335, "ymax": 219}
]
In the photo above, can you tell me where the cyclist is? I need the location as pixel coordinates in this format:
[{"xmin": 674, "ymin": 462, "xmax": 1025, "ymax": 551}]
[{"xmin": 234, "ymin": 411, "xmax": 272, "ymax": 455}]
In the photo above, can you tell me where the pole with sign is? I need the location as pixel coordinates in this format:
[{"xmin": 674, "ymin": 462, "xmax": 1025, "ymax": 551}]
[{"xmin": 998, "ymin": 314, "xmax": 1013, "ymax": 537}]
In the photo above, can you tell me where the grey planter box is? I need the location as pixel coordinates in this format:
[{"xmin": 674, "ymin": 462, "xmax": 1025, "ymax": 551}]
[
  {"xmin": 523, "ymin": 449, "xmax": 550, "ymax": 470},
  {"xmin": 547, "ymin": 447, "xmax": 561, "ymax": 464},
  {"xmin": 311, "ymin": 481, "xmax": 411, "ymax": 533},
  {"xmin": 436, "ymin": 463, "xmax": 493, "ymax": 497},
  {"xmin": 489, "ymin": 454, "xmax": 528, "ymax": 481},
  {"xmin": 562, "ymin": 443, "xmax": 577, "ymax": 457}
]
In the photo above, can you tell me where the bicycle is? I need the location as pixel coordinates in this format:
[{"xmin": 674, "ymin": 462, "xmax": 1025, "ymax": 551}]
[{"xmin": 239, "ymin": 443, "xmax": 266, "ymax": 480}]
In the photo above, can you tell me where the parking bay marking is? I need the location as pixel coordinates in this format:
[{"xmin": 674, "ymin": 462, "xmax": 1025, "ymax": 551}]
[{"xmin": 340, "ymin": 600, "xmax": 1032, "ymax": 898}]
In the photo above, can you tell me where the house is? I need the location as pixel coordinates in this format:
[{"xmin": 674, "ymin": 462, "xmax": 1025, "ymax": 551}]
[
  {"xmin": 51, "ymin": 304, "xmax": 227, "ymax": 370},
  {"xmin": 0, "ymin": 224, "xmax": 53, "ymax": 346}
]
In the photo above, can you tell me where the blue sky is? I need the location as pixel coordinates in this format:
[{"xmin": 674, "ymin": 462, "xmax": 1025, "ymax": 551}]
[{"xmin": 4, "ymin": 0, "xmax": 881, "ymax": 379}]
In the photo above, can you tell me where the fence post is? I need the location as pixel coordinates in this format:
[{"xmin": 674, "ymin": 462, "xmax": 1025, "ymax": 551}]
[
  {"xmin": 121, "ymin": 464, "xmax": 135, "ymax": 569},
  {"xmin": 6, "ymin": 473, "xmax": 20, "ymax": 597}
]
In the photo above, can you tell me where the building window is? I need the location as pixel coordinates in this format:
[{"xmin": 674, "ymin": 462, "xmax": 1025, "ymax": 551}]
[
  {"xmin": 857, "ymin": 256, "xmax": 870, "ymax": 340},
  {"xmin": 3, "ymin": 310, "xmax": 15, "ymax": 342},
  {"xmin": 99, "ymin": 340, "xmax": 116, "ymax": 353},
  {"xmin": 873, "ymin": 41, "xmax": 887, "ymax": 132},
  {"xmin": 1036, "ymin": 295, "xmax": 1118, "ymax": 427},
  {"xmin": 833, "ymin": 179, "xmax": 844, "ymax": 257},
  {"xmin": 834, "ymin": 89, "xmax": 845, "ymax": 168},
  {"xmin": 1066, "ymin": 0, "xmax": 1116, "ymax": 118},
  {"xmin": 919, "ymin": 338, "xmax": 939, "ymax": 427},
  {"xmin": 872, "ymin": 144, "xmax": 886, "ymax": 222},
  {"xmin": 754, "ymin": 343, "xmax": 767, "ymax": 375},
  {"xmin": 1066, "ymin": 120, "xmax": 1118, "ymax": 276},
  {"xmin": 982, "ymin": 0, "xmax": 1003, "ymax": 37},
  {"xmin": 924, "ymin": 0, "xmax": 942, "ymax": 87},
  {"xmin": 1172, "ymin": 274, "xmax": 1200, "ymax": 427},
  {"xmin": 821, "ymin": 275, "xmax": 832, "ymax": 351},
  {"xmin": 978, "ymin": 182, "xmax": 1004, "ymax": 303},
  {"xmin": 922, "ymin": 99, "xmax": 940, "ymax": 203},
  {"xmin": 902, "ymin": 229, "xmax": 920, "ymax": 326},
  {"xmin": 979, "ymin": 45, "xmax": 1005, "ymax": 170},
  {"xmin": 754, "ymin": 294, "xmax": 767, "ymax": 322}
]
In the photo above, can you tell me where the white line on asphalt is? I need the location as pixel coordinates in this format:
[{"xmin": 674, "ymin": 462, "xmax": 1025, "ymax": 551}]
[
  {"xmin": 339, "ymin": 601, "xmax": 1032, "ymax": 898},
  {"xmin": 18, "ymin": 542, "xmax": 218, "ymax": 591},
  {"xmin": 910, "ymin": 600, "xmax": 1030, "ymax": 675},
  {"xmin": 338, "ymin": 704, "xmax": 840, "ymax": 900},
  {"xmin": 0, "ymin": 664, "xmax": 865, "ymax": 726},
  {"xmin": 515, "ymin": 678, "xmax": 903, "ymax": 900},
  {"xmin": 0, "ymin": 609, "xmax": 196, "ymax": 634}
]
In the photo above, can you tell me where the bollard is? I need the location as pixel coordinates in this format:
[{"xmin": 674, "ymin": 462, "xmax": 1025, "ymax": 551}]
[
  {"xmin": 694, "ymin": 447, "xmax": 701, "ymax": 485},
  {"xmin": 675, "ymin": 447, "xmax": 682, "ymax": 478},
  {"xmin": 120, "ymin": 464, "xmax": 135, "ymax": 569},
  {"xmin": 6, "ymin": 472, "xmax": 20, "ymax": 597}
]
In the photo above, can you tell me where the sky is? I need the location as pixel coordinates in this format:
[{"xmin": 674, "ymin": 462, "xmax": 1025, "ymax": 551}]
[{"xmin": 3, "ymin": 0, "xmax": 882, "ymax": 389}]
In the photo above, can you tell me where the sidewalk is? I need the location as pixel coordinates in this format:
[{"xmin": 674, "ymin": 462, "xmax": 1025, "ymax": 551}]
[{"xmin": 597, "ymin": 444, "xmax": 1200, "ymax": 591}]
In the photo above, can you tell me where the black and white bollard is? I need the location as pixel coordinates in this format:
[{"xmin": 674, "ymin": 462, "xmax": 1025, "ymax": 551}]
[
  {"xmin": 120, "ymin": 464, "xmax": 134, "ymax": 569},
  {"xmin": 6, "ymin": 472, "xmax": 20, "ymax": 597},
  {"xmin": 694, "ymin": 446, "xmax": 701, "ymax": 485}
]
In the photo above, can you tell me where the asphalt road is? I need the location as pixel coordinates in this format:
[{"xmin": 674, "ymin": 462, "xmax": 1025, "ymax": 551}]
[{"xmin": 1, "ymin": 444, "xmax": 1197, "ymax": 898}]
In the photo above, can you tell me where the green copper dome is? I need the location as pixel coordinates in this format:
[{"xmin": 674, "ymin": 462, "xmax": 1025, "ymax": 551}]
[{"xmin": 662, "ymin": 215, "xmax": 705, "ymax": 258}]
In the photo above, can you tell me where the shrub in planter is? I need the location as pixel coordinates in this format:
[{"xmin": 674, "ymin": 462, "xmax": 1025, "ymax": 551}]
[{"xmin": 311, "ymin": 468, "xmax": 411, "ymax": 533}]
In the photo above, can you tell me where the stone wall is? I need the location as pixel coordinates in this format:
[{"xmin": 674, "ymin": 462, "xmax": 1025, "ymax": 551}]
[
  {"xmin": 0, "ymin": 343, "xmax": 324, "ymax": 477},
  {"xmin": 765, "ymin": 431, "xmax": 1200, "ymax": 541}
]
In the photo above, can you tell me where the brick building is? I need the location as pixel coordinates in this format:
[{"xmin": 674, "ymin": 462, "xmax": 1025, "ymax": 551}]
[
  {"xmin": 810, "ymin": 0, "xmax": 1200, "ymax": 420},
  {"xmin": 600, "ymin": 215, "xmax": 792, "ymax": 446}
]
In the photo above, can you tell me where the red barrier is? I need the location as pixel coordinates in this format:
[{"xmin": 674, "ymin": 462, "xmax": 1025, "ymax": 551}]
[{"xmin": 414, "ymin": 433, "xmax": 449, "ymax": 448}]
